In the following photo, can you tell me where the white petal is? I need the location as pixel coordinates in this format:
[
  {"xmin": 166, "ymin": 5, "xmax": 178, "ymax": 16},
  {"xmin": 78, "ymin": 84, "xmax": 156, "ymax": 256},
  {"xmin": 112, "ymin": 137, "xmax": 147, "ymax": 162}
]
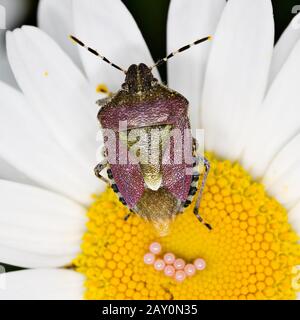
[
  {"xmin": 167, "ymin": 0, "xmax": 225, "ymax": 130},
  {"xmin": 201, "ymin": 0, "xmax": 274, "ymax": 160},
  {"xmin": 0, "ymin": 179, "xmax": 86, "ymax": 268},
  {"xmin": 0, "ymin": 269, "xmax": 84, "ymax": 300},
  {"xmin": 38, "ymin": 0, "xmax": 83, "ymax": 69},
  {"xmin": 0, "ymin": 80, "xmax": 101, "ymax": 204},
  {"xmin": 0, "ymin": 246, "xmax": 77, "ymax": 270},
  {"xmin": 289, "ymin": 202, "xmax": 300, "ymax": 236},
  {"xmin": 0, "ymin": 43, "xmax": 17, "ymax": 87},
  {"xmin": 73, "ymin": 0, "xmax": 159, "ymax": 92},
  {"xmin": 242, "ymin": 38, "xmax": 300, "ymax": 178},
  {"xmin": 269, "ymin": 12, "xmax": 300, "ymax": 85},
  {"xmin": 0, "ymin": 157, "xmax": 33, "ymax": 185},
  {"xmin": 6, "ymin": 26, "xmax": 99, "ymax": 172},
  {"xmin": 263, "ymin": 134, "xmax": 300, "ymax": 209}
]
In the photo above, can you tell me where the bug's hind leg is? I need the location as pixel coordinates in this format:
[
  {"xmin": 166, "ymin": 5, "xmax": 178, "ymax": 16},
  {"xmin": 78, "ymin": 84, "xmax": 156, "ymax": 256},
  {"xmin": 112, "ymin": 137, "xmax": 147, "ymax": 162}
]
[
  {"xmin": 94, "ymin": 161, "xmax": 111, "ymax": 185},
  {"xmin": 123, "ymin": 209, "xmax": 136, "ymax": 221},
  {"xmin": 193, "ymin": 156, "xmax": 212, "ymax": 230},
  {"xmin": 103, "ymin": 165, "xmax": 135, "ymax": 221},
  {"xmin": 95, "ymin": 160, "xmax": 131, "ymax": 218},
  {"xmin": 123, "ymin": 212, "xmax": 131, "ymax": 221}
]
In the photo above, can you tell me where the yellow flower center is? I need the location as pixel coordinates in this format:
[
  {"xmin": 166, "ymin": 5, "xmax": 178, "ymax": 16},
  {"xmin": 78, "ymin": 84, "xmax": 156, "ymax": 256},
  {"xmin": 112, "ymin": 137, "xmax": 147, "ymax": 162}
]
[{"xmin": 74, "ymin": 153, "xmax": 300, "ymax": 300}]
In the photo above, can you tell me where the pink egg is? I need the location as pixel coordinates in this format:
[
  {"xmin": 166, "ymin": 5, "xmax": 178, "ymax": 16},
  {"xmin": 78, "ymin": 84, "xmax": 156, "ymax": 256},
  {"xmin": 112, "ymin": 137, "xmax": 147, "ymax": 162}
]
[
  {"xmin": 174, "ymin": 258, "xmax": 186, "ymax": 270},
  {"xmin": 164, "ymin": 265, "xmax": 175, "ymax": 277},
  {"xmin": 143, "ymin": 253, "xmax": 155, "ymax": 265},
  {"xmin": 154, "ymin": 259, "xmax": 165, "ymax": 271},
  {"xmin": 164, "ymin": 253, "xmax": 176, "ymax": 264},
  {"xmin": 194, "ymin": 258, "xmax": 206, "ymax": 270},
  {"xmin": 184, "ymin": 264, "xmax": 196, "ymax": 276},
  {"xmin": 175, "ymin": 270, "xmax": 186, "ymax": 282},
  {"xmin": 149, "ymin": 242, "xmax": 162, "ymax": 255}
]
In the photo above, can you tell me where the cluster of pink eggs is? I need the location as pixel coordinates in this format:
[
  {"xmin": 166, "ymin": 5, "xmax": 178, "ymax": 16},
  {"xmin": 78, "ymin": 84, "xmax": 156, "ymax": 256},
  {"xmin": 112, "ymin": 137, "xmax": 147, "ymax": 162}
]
[{"xmin": 143, "ymin": 242, "xmax": 206, "ymax": 282}]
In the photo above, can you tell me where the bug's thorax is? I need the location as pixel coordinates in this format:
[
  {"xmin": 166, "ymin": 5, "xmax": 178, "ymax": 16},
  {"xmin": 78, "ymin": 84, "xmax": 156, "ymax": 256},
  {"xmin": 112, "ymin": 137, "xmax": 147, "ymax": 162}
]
[{"xmin": 122, "ymin": 63, "xmax": 158, "ymax": 94}]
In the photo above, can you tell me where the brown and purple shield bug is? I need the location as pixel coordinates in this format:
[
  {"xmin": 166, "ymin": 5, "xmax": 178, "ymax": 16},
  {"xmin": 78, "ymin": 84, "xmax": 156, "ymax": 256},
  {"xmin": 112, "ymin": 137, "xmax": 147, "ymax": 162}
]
[{"xmin": 70, "ymin": 34, "xmax": 212, "ymax": 235}]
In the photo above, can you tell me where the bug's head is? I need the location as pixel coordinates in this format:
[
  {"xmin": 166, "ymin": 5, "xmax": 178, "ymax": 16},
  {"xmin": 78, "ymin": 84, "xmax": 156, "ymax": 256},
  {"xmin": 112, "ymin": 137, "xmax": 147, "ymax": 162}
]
[{"xmin": 122, "ymin": 63, "xmax": 158, "ymax": 94}]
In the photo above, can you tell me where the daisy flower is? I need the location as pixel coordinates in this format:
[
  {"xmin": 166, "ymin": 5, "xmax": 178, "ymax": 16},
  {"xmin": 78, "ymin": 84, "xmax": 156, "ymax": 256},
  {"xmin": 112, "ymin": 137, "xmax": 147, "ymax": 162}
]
[{"xmin": 0, "ymin": 0, "xmax": 300, "ymax": 300}]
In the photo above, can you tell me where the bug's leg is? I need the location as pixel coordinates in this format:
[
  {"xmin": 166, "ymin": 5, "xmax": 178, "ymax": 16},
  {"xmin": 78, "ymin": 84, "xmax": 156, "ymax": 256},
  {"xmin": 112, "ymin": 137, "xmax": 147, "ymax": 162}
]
[
  {"xmin": 94, "ymin": 161, "xmax": 110, "ymax": 185},
  {"xmin": 105, "ymin": 166, "xmax": 130, "ymax": 213},
  {"xmin": 177, "ymin": 139, "xmax": 203, "ymax": 215},
  {"xmin": 193, "ymin": 156, "xmax": 212, "ymax": 230},
  {"xmin": 123, "ymin": 212, "xmax": 131, "ymax": 221},
  {"xmin": 96, "ymin": 97, "xmax": 111, "ymax": 108},
  {"xmin": 123, "ymin": 209, "xmax": 136, "ymax": 221},
  {"xmin": 96, "ymin": 84, "xmax": 115, "ymax": 108}
]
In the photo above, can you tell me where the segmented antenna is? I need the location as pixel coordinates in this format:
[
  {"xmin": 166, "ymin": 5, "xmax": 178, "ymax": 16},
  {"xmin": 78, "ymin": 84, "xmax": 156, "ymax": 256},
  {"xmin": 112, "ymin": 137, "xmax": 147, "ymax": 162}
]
[
  {"xmin": 69, "ymin": 35, "xmax": 127, "ymax": 73},
  {"xmin": 151, "ymin": 36, "xmax": 212, "ymax": 70}
]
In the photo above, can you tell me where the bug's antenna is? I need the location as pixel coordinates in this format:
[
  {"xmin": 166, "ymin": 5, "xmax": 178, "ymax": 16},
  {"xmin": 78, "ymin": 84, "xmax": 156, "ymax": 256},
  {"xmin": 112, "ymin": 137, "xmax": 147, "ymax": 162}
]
[
  {"xmin": 69, "ymin": 35, "xmax": 127, "ymax": 74},
  {"xmin": 151, "ymin": 36, "xmax": 212, "ymax": 70}
]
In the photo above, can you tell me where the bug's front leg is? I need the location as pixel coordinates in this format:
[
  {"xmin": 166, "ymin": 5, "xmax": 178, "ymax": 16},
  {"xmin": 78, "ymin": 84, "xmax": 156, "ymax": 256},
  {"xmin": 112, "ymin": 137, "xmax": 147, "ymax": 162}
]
[
  {"xmin": 193, "ymin": 156, "xmax": 212, "ymax": 230},
  {"xmin": 96, "ymin": 90, "xmax": 115, "ymax": 108},
  {"xmin": 94, "ymin": 160, "xmax": 111, "ymax": 185},
  {"xmin": 96, "ymin": 97, "xmax": 111, "ymax": 108}
]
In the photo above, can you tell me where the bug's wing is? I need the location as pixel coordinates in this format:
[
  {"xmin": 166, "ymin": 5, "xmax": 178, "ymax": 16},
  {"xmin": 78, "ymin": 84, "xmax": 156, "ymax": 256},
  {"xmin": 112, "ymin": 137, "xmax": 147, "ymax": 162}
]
[
  {"xmin": 109, "ymin": 135, "xmax": 145, "ymax": 208},
  {"xmin": 162, "ymin": 165, "xmax": 193, "ymax": 202},
  {"xmin": 162, "ymin": 117, "xmax": 193, "ymax": 202}
]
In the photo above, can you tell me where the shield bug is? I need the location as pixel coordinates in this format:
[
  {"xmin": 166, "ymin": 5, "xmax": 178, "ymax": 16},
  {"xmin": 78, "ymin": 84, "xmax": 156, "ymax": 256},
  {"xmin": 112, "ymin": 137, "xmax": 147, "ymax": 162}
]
[{"xmin": 70, "ymin": 34, "xmax": 212, "ymax": 235}]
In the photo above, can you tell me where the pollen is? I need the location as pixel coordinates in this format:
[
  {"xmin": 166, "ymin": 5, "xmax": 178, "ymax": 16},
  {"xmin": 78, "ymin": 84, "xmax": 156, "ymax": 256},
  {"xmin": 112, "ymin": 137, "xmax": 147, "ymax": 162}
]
[
  {"xmin": 96, "ymin": 83, "xmax": 110, "ymax": 95},
  {"xmin": 74, "ymin": 153, "xmax": 300, "ymax": 300}
]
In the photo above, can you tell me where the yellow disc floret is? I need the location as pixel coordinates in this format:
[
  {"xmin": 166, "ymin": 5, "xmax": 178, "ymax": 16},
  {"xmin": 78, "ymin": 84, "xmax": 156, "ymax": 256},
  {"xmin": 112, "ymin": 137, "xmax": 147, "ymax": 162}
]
[{"xmin": 74, "ymin": 153, "xmax": 300, "ymax": 300}]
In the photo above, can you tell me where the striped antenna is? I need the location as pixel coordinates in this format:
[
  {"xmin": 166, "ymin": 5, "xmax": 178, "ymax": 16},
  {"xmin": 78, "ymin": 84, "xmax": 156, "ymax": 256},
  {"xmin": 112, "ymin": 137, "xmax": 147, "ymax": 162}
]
[
  {"xmin": 69, "ymin": 35, "xmax": 127, "ymax": 73},
  {"xmin": 151, "ymin": 36, "xmax": 212, "ymax": 70}
]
